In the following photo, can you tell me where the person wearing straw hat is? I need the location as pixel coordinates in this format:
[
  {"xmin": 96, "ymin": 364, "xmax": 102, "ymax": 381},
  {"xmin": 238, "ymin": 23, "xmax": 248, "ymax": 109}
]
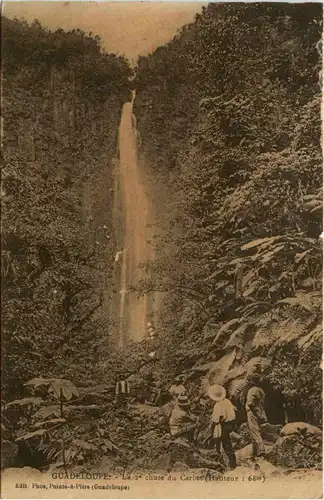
[
  {"xmin": 245, "ymin": 374, "xmax": 267, "ymax": 459},
  {"xmin": 169, "ymin": 393, "xmax": 197, "ymax": 439},
  {"xmin": 207, "ymin": 384, "xmax": 237, "ymax": 470}
]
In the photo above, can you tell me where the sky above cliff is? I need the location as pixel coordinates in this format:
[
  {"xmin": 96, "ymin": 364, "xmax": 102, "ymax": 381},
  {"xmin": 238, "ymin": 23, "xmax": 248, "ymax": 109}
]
[{"xmin": 3, "ymin": 2, "xmax": 204, "ymax": 62}]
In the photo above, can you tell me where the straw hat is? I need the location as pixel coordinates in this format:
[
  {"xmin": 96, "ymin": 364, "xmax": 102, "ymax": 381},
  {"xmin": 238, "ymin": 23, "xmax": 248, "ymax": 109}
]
[
  {"xmin": 207, "ymin": 384, "xmax": 226, "ymax": 402},
  {"xmin": 177, "ymin": 393, "xmax": 190, "ymax": 408}
]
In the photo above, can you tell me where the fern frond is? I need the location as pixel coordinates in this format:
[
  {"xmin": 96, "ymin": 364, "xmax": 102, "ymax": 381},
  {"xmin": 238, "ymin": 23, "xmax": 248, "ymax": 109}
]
[
  {"xmin": 204, "ymin": 349, "xmax": 237, "ymax": 387},
  {"xmin": 224, "ymin": 323, "xmax": 249, "ymax": 349},
  {"xmin": 279, "ymin": 291, "xmax": 322, "ymax": 312},
  {"xmin": 274, "ymin": 318, "xmax": 308, "ymax": 346},
  {"xmin": 297, "ymin": 323, "xmax": 322, "ymax": 351},
  {"xmin": 223, "ymin": 365, "xmax": 245, "ymax": 385},
  {"xmin": 244, "ymin": 357, "xmax": 271, "ymax": 377},
  {"xmin": 227, "ymin": 376, "xmax": 249, "ymax": 399},
  {"xmin": 212, "ymin": 318, "xmax": 241, "ymax": 346}
]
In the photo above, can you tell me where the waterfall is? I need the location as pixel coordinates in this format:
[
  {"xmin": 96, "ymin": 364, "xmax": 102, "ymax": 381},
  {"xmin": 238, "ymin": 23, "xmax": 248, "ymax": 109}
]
[{"xmin": 112, "ymin": 91, "xmax": 157, "ymax": 347}]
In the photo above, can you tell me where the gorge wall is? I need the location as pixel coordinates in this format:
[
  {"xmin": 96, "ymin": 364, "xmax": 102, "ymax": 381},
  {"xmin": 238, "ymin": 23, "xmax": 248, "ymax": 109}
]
[
  {"xmin": 134, "ymin": 2, "xmax": 323, "ymax": 425},
  {"xmin": 1, "ymin": 18, "xmax": 132, "ymax": 399}
]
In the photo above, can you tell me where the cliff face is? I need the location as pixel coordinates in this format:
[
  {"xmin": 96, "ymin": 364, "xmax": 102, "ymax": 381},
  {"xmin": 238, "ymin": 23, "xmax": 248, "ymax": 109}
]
[
  {"xmin": 1, "ymin": 18, "xmax": 132, "ymax": 399},
  {"xmin": 134, "ymin": 3, "xmax": 323, "ymax": 425}
]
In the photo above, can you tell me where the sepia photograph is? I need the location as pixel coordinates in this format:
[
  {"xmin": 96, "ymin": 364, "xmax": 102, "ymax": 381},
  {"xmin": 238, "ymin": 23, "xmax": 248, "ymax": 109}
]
[{"xmin": 1, "ymin": 1, "xmax": 323, "ymax": 498}]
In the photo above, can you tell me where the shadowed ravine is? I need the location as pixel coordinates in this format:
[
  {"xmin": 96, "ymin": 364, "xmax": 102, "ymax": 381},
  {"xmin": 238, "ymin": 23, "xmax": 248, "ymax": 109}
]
[{"xmin": 112, "ymin": 91, "xmax": 157, "ymax": 347}]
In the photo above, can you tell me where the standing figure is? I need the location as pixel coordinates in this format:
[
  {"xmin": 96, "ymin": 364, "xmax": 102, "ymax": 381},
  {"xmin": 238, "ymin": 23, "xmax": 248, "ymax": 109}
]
[
  {"xmin": 207, "ymin": 384, "xmax": 237, "ymax": 470},
  {"xmin": 169, "ymin": 393, "xmax": 197, "ymax": 440},
  {"xmin": 245, "ymin": 375, "xmax": 267, "ymax": 458},
  {"xmin": 115, "ymin": 379, "xmax": 130, "ymax": 407},
  {"xmin": 169, "ymin": 376, "xmax": 186, "ymax": 402}
]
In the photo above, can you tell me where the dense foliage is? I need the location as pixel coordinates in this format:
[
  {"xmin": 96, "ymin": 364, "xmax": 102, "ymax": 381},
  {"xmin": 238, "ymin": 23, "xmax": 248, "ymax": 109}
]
[
  {"xmin": 134, "ymin": 3, "xmax": 323, "ymax": 424},
  {"xmin": 1, "ymin": 4, "xmax": 323, "ymax": 475},
  {"xmin": 1, "ymin": 18, "xmax": 132, "ymax": 410}
]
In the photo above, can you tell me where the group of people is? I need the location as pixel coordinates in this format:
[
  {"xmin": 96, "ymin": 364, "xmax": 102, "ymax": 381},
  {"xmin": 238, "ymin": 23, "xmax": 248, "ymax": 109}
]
[
  {"xmin": 168, "ymin": 374, "xmax": 267, "ymax": 470},
  {"xmin": 114, "ymin": 372, "xmax": 268, "ymax": 470}
]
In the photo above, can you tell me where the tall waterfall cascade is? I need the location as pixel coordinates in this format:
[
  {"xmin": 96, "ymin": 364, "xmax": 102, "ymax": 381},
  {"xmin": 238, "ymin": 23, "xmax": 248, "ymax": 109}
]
[{"xmin": 111, "ymin": 91, "xmax": 159, "ymax": 346}]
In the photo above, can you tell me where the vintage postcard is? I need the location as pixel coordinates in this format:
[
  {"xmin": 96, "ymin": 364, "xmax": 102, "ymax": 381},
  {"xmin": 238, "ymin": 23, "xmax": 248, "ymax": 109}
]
[{"xmin": 1, "ymin": 1, "xmax": 323, "ymax": 498}]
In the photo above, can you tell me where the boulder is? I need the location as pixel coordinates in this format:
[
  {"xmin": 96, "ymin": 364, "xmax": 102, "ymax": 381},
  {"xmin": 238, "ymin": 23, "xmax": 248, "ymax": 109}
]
[
  {"xmin": 305, "ymin": 425, "xmax": 322, "ymax": 436},
  {"xmin": 1, "ymin": 466, "xmax": 44, "ymax": 481},
  {"xmin": 270, "ymin": 431, "xmax": 322, "ymax": 469},
  {"xmin": 235, "ymin": 444, "xmax": 254, "ymax": 465},
  {"xmin": 235, "ymin": 444, "xmax": 273, "ymax": 466},
  {"xmin": 225, "ymin": 459, "xmax": 279, "ymax": 479},
  {"xmin": 280, "ymin": 422, "xmax": 310, "ymax": 436}
]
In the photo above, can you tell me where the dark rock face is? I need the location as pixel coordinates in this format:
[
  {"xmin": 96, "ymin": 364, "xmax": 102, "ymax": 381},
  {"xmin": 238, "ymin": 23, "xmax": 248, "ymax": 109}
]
[
  {"xmin": 1, "ymin": 441, "xmax": 18, "ymax": 469},
  {"xmin": 260, "ymin": 423, "xmax": 282, "ymax": 443}
]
